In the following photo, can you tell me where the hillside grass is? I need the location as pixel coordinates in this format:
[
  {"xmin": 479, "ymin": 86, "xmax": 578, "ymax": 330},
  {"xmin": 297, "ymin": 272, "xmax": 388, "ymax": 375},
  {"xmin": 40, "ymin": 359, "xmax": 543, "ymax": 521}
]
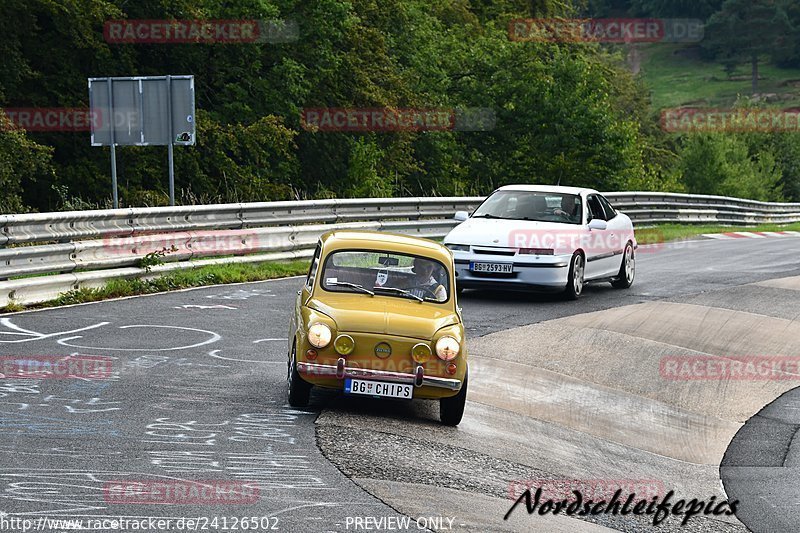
[{"xmin": 638, "ymin": 44, "xmax": 800, "ymax": 110}]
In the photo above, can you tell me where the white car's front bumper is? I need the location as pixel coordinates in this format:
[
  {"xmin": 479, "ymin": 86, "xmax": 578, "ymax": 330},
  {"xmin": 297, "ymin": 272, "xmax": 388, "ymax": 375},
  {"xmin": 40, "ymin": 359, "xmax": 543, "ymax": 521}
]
[{"xmin": 451, "ymin": 250, "xmax": 571, "ymax": 291}]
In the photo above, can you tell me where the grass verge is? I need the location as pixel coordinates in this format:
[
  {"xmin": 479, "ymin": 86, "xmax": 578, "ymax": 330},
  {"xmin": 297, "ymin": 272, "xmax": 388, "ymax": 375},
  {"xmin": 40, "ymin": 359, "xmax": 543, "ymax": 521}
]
[
  {"xmin": 1, "ymin": 260, "xmax": 310, "ymax": 313},
  {"xmin": 636, "ymin": 222, "xmax": 800, "ymax": 244}
]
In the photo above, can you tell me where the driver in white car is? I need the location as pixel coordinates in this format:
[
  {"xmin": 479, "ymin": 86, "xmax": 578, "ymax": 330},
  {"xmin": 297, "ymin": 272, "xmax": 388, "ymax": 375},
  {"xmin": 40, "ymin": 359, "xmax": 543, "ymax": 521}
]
[{"xmin": 554, "ymin": 195, "xmax": 581, "ymax": 223}]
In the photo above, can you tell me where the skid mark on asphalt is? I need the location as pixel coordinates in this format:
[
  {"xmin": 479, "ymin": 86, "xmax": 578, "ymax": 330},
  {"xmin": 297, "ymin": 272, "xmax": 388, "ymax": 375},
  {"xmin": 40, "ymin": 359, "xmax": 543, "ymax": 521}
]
[{"xmin": 468, "ymin": 355, "xmax": 739, "ymax": 464}]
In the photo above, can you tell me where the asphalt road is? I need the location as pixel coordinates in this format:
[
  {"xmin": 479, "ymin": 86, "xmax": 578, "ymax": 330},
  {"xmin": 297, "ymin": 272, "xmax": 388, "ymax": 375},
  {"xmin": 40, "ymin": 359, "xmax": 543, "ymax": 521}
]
[
  {"xmin": 721, "ymin": 388, "xmax": 800, "ymax": 533},
  {"xmin": 460, "ymin": 236, "xmax": 799, "ymax": 337},
  {"xmin": 0, "ymin": 236, "xmax": 798, "ymax": 532}
]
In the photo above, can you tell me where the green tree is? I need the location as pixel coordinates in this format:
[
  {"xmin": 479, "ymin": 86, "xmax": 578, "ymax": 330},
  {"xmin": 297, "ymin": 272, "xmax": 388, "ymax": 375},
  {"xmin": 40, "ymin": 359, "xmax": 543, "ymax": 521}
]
[
  {"xmin": 0, "ymin": 0, "xmax": 680, "ymax": 209},
  {"xmin": 702, "ymin": 0, "xmax": 791, "ymax": 94},
  {"xmin": 175, "ymin": 111, "xmax": 298, "ymax": 204},
  {"xmin": 630, "ymin": 0, "xmax": 723, "ymax": 19},
  {"xmin": 0, "ymin": 115, "xmax": 55, "ymax": 213},
  {"xmin": 768, "ymin": 135, "xmax": 800, "ymax": 202},
  {"xmin": 346, "ymin": 138, "xmax": 394, "ymax": 197},
  {"xmin": 677, "ymin": 134, "xmax": 783, "ymax": 201},
  {"xmin": 738, "ymin": 128, "xmax": 800, "ymax": 202},
  {"xmin": 774, "ymin": 0, "xmax": 800, "ymax": 68}
]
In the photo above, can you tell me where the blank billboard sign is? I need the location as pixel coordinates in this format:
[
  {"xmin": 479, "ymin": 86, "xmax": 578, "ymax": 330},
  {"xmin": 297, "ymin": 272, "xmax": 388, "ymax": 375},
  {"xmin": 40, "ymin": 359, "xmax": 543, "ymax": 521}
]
[{"xmin": 89, "ymin": 75, "xmax": 195, "ymax": 146}]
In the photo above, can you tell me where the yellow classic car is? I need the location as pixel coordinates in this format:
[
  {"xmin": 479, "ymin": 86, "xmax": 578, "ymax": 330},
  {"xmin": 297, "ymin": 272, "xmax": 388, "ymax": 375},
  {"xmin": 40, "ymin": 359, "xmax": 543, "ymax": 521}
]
[{"xmin": 287, "ymin": 230, "xmax": 468, "ymax": 425}]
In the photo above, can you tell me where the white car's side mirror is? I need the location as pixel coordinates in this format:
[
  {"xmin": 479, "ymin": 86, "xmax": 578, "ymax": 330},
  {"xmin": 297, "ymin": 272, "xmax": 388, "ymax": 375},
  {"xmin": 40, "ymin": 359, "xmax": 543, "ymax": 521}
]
[
  {"xmin": 588, "ymin": 219, "xmax": 608, "ymax": 231},
  {"xmin": 454, "ymin": 211, "xmax": 469, "ymax": 222}
]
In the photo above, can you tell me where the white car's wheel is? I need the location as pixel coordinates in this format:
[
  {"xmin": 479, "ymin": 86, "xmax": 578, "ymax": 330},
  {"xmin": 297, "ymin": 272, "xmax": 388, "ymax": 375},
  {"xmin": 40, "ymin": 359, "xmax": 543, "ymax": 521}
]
[
  {"xmin": 564, "ymin": 252, "xmax": 584, "ymax": 300},
  {"xmin": 612, "ymin": 242, "xmax": 635, "ymax": 289}
]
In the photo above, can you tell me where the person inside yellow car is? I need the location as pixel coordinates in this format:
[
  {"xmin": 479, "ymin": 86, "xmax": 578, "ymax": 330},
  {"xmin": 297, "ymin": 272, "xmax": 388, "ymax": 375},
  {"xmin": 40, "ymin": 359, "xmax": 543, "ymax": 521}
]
[{"xmin": 408, "ymin": 258, "xmax": 447, "ymax": 301}]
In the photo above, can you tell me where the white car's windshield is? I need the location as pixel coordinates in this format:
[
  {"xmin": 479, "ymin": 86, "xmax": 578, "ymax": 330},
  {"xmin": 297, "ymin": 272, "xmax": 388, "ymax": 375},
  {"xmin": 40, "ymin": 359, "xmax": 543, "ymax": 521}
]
[
  {"xmin": 473, "ymin": 191, "xmax": 582, "ymax": 225},
  {"xmin": 321, "ymin": 250, "xmax": 449, "ymax": 302}
]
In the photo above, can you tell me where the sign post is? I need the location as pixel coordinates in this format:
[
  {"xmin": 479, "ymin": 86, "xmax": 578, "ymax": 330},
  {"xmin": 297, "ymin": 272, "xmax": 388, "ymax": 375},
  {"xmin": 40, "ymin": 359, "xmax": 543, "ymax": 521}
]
[
  {"xmin": 166, "ymin": 75, "xmax": 175, "ymax": 206},
  {"xmin": 105, "ymin": 79, "xmax": 119, "ymax": 208},
  {"xmin": 89, "ymin": 75, "xmax": 195, "ymax": 207}
]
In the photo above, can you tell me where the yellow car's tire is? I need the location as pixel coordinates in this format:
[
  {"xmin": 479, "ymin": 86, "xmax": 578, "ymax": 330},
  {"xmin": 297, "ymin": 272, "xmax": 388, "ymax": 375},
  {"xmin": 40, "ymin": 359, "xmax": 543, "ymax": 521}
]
[
  {"xmin": 288, "ymin": 344, "xmax": 311, "ymax": 407},
  {"xmin": 440, "ymin": 370, "xmax": 468, "ymax": 426}
]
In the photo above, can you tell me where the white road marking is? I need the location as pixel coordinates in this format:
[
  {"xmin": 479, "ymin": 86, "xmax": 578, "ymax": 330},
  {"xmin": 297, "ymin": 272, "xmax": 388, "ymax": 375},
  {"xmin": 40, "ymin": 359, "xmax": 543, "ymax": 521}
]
[
  {"xmin": 173, "ymin": 304, "xmax": 237, "ymax": 310},
  {"xmin": 207, "ymin": 349, "xmax": 283, "ymax": 364},
  {"xmin": 702, "ymin": 231, "xmax": 800, "ymax": 240},
  {"xmin": 0, "ymin": 319, "xmax": 110, "ymax": 344},
  {"xmin": 733, "ymin": 232, "xmax": 766, "ymax": 238},
  {"xmin": 0, "ymin": 318, "xmax": 39, "ymax": 335},
  {"xmin": 56, "ymin": 325, "xmax": 221, "ymax": 352}
]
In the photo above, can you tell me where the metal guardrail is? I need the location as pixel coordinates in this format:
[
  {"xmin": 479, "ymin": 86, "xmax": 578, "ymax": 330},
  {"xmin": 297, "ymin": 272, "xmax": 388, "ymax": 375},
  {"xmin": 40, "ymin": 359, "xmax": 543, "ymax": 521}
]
[
  {"xmin": 604, "ymin": 192, "xmax": 800, "ymax": 225},
  {"xmin": 0, "ymin": 197, "xmax": 481, "ymax": 246},
  {"xmin": 1, "ymin": 192, "xmax": 799, "ymax": 307},
  {"xmin": 0, "ymin": 198, "xmax": 482, "ymax": 306},
  {"xmin": 0, "ymin": 220, "xmax": 464, "ymax": 280}
]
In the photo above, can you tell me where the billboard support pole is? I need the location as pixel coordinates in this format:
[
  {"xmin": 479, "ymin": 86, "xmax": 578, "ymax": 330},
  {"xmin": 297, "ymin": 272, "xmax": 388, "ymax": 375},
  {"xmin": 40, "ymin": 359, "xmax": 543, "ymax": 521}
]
[
  {"xmin": 106, "ymin": 78, "xmax": 119, "ymax": 209},
  {"xmin": 167, "ymin": 144, "xmax": 175, "ymax": 206},
  {"xmin": 110, "ymin": 145, "xmax": 118, "ymax": 209},
  {"xmin": 166, "ymin": 75, "xmax": 175, "ymax": 206}
]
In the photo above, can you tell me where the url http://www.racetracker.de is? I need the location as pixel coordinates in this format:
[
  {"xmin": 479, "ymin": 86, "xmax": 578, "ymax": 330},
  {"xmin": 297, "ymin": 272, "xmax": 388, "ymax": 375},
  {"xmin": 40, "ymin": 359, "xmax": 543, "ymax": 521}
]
[{"xmin": 0, "ymin": 514, "xmax": 282, "ymax": 532}]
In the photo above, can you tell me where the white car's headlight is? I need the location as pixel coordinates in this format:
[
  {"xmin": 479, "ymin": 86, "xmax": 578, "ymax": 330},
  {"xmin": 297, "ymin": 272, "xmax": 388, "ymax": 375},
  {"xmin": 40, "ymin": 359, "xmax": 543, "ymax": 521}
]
[
  {"xmin": 308, "ymin": 323, "xmax": 333, "ymax": 348},
  {"xmin": 435, "ymin": 336, "xmax": 460, "ymax": 361},
  {"xmin": 446, "ymin": 244, "xmax": 470, "ymax": 252}
]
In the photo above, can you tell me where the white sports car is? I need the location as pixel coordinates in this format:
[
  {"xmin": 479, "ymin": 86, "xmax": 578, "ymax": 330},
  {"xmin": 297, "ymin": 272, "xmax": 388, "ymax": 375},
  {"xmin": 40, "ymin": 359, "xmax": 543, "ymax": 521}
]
[{"xmin": 444, "ymin": 185, "xmax": 637, "ymax": 299}]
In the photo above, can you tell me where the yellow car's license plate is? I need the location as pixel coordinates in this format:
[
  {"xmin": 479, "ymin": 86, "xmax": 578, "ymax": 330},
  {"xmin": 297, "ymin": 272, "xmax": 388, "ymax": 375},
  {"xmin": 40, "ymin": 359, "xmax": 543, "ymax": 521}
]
[{"xmin": 344, "ymin": 378, "xmax": 413, "ymax": 399}]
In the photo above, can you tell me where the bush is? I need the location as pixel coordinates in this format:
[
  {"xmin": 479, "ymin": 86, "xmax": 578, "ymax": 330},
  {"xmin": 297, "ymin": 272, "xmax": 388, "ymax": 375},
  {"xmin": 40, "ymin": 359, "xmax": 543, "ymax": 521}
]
[
  {"xmin": 0, "ymin": 115, "xmax": 53, "ymax": 213},
  {"xmin": 677, "ymin": 134, "xmax": 784, "ymax": 201}
]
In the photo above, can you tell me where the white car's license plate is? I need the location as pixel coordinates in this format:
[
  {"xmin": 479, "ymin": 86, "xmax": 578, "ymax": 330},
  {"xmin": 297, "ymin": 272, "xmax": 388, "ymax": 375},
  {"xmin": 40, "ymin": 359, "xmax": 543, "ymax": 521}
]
[
  {"xmin": 344, "ymin": 379, "xmax": 413, "ymax": 399},
  {"xmin": 470, "ymin": 262, "xmax": 513, "ymax": 273}
]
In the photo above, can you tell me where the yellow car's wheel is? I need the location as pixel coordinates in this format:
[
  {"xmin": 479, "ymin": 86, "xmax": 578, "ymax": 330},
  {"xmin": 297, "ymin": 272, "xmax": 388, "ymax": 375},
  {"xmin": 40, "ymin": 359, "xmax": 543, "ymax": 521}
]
[
  {"xmin": 440, "ymin": 369, "xmax": 467, "ymax": 426},
  {"xmin": 288, "ymin": 343, "xmax": 311, "ymax": 407}
]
